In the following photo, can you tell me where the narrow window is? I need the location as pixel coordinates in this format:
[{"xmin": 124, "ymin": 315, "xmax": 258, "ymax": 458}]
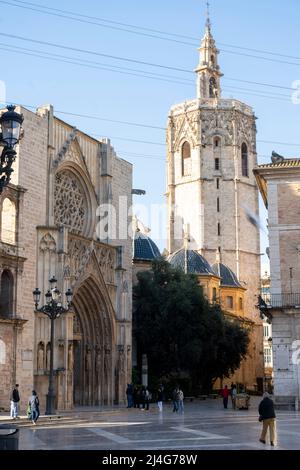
[
  {"xmin": 215, "ymin": 158, "xmax": 220, "ymax": 171},
  {"xmin": 209, "ymin": 77, "xmax": 217, "ymax": 98},
  {"xmin": 216, "ymin": 178, "xmax": 219, "ymax": 189},
  {"xmin": 217, "ymin": 197, "xmax": 220, "ymax": 212},
  {"xmin": 0, "ymin": 270, "xmax": 14, "ymax": 318},
  {"xmin": 226, "ymin": 296, "xmax": 233, "ymax": 309},
  {"xmin": 241, "ymin": 143, "xmax": 249, "ymax": 177},
  {"xmin": 214, "ymin": 137, "xmax": 220, "ymax": 148},
  {"xmin": 218, "ymin": 223, "xmax": 221, "ymax": 236},
  {"xmin": 181, "ymin": 141, "xmax": 191, "ymax": 176},
  {"xmin": 239, "ymin": 297, "xmax": 243, "ymax": 309},
  {"xmin": 212, "ymin": 287, "xmax": 217, "ymax": 302}
]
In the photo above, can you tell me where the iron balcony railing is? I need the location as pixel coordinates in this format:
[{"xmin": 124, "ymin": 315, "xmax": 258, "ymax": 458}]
[{"xmin": 259, "ymin": 293, "xmax": 300, "ymax": 309}]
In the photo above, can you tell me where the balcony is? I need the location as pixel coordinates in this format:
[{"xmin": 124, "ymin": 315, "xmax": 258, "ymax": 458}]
[{"xmin": 259, "ymin": 293, "xmax": 300, "ymax": 309}]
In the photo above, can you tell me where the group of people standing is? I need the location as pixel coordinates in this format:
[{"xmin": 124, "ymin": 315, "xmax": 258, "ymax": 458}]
[
  {"xmin": 126, "ymin": 383, "xmax": 184, "ymax": 413},
  {"xmin": 10, "ymin": 384, "xmax": 40, "ymax": 424},
  {"xmin": 126, "ymin": 383, "xmax": 151, "ymax": 410}
]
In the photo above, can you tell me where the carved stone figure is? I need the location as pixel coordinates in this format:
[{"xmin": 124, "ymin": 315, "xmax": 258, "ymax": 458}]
[
  {"xmin": 68, "ymin": 344, "xmax": 73, "ymax": 371},
  {"xmin": 39, "ymin": 233, "xmax": 56, "ymax": 252},
  {"xmin": 85, "ymin": 346, "xmax": 92, "ymax": 372},
  {"xmin": 37, "ymin": 343, "xmax": 44, "ymax": 370},
  {"xmin": 46, "ymin": 343, "xmax": 51, "ymax": 370}
]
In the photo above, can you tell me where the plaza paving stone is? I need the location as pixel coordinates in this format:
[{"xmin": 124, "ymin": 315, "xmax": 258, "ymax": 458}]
[{"xmin": 1, "ymin": 397, "xmax": 300, "ymax": 450}]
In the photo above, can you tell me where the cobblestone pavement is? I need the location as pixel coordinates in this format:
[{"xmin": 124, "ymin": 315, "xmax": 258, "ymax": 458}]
[{"xmin": 1, "ymin": 397, "xmax": 300, "ymax": 450}]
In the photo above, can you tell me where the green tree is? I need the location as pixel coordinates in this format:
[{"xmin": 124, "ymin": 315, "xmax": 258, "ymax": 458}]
[{"xmin": 133, "ymin": 259, "xmax": 249, "ymax": 392}]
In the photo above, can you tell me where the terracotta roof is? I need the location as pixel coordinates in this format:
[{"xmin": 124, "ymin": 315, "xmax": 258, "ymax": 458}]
[{"xmin": 256, "ymin": 159, "xmax": 300, "ymax": 169}]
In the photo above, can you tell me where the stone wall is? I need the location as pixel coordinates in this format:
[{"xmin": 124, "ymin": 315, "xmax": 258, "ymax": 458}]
[{"xmin": 0, "ymin": 104, "xmax": 133, "ymax": 410}]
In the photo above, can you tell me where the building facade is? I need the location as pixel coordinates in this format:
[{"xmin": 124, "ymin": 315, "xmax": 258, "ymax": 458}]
[
  {"xmin": 0, "ymin": 104, "xmax": 132, "ymax": 411},
  {"xmin": 166, "ymin": 18, "xmax": 263, "ymax": 389},
  {"xmin": 255, "ymin": 158, "xmax": 300, "ymax": 407},
  {"xmin": 261, "ymin": 272, "xmax": 273, "ymax": 391}
]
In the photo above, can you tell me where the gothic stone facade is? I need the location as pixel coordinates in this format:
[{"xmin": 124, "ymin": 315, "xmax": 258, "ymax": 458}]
[
  {"xmin": 0, "ymin": 104, "xmax": 132, "ymax": 411},
  {"xmin": 255, "ymin": 160, "xmax": 300, "ymax": 407},
  {"xmin": 166, "ymin": 22, "xmax": 263, "ymax": 389}
]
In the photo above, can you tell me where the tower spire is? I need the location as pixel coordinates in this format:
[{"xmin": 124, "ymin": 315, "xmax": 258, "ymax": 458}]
[
  {"xmin": 195, "ymin": 3, "xmax": 223, "ymax": 100},
  {"xmin": 206, "ymin": 1, "xmax": 211, "ymax": 31}
]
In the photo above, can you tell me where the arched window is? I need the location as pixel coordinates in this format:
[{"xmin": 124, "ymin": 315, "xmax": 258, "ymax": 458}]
[
  {"xmin": 0, "ymin": 270, "xmax": 14, "ymax": 317},
  {"xmin": 209, "ymin": 77, "xmax": 217, "ymax": 98},
  {"xmin": 214, "ymin": 137, "xmax": 221, "ymax": 148},
  {"xmin": 241, "ymin": 143, "xmax": 249, "ymax": 177},
  {"xmin": 211, "ymin": 55, "xmax": 215, "ymax": 65},
  {"xmin": 181, "ymin": 141, "xmax": 191, "ymax": 176},
  {"xmin": 1, "ymin": 198, "xmax": 16, "ymax": 244}
]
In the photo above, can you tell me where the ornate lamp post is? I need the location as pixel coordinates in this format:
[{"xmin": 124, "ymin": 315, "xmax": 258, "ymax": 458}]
[
  {"xmin": 33, "ymin": 277, "xmax": 73, "ymax": 415},
  {"xmin": 0, "ymin": 105, "xmax": 24, "ymax": 193}
]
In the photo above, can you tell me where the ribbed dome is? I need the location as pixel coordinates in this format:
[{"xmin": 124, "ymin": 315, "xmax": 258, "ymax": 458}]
[
  {"xmin": 211, "ymin": 263, "xmax": 241, "ymax": 287},
  {"xmin": 133, "ymin": 230, "xmax": 161, "ymax": 261},
  {"xmin": 169, "ymin": 249, "xmax": 214, "ymax": 275}
]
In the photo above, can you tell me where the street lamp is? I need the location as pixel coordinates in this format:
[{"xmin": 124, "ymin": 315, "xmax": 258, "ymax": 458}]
[
  {"xmin": 0, "ymin": 105, "xmax": 24, "ymax": 193},
  {"xmin": 33, "ymin": 277, "xmax": 73, "ymax": 415}
]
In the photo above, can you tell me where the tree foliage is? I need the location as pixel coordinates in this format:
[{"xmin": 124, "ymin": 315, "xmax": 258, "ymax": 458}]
[{"xmin": 133, "ymin": 259, "xmax": 249, "ymax": 392}]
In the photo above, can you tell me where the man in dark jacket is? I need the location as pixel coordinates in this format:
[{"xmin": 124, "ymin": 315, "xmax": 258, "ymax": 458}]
[
  {"xmin": 10, "ymin": 384, "xmax": 20, "ymax": 419},
  {"xmin": 258, "ymin": 392, "xmax": 276, "ymax": 446}
]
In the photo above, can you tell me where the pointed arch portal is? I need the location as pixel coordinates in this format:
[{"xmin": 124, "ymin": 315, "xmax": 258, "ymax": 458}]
[{"xmin": 72, "ymin": 275, "xmax": 115, "ymax": 406}]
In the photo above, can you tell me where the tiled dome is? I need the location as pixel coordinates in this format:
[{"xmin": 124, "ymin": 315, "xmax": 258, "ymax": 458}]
[
  {"xmin": 133, "ymin": 230, "xmax": 161, "ymax": 261},
  {"xmin": 211, "ymin": 262, "xmax": 241, "ymax": 287},
  {"xmin": 169, "ymin": 249, "xmax": 214, "ymax": 275}
]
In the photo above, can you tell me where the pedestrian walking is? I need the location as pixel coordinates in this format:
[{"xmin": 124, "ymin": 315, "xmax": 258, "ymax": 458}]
[
  {"xmin": 178, "ymin": 388, "xmax": 184, "ymax": 413},
  {"xmin": 231, "ymin": 384, "xmax": 237, "ymax": 410},
  {"xmin": 157, "ymin": 386, "xmax": 164, "ymax": 412},
  {"xmin": 144, "ymin": 387, "xmax": 151, "ymax": 411},
  {"xmin": 172, "ymin": 387, "xmax": 179, "ymax": 412},
  {"xmin": 10, "ymin": 384, "xmax": 20, "ymax": 419},
  {"xmin": 258, "ymin": 392, "xmax": 276, "ymax": 446},
  {"xmin": 126, "ymin": 383, "xmax": 134, "ymax": 408},
  {"xmin": 221, "ymin": 385, "xmax": 230, "ymax": 409},
  {"xmin": 28, "ymin": 390, "xmax": 40, "ymax": 425}
]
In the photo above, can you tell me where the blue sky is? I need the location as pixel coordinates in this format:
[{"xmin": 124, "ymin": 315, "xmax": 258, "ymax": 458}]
[{"xmin": 1, "ymin": 0, "xmax": 300, "ymax": 272}]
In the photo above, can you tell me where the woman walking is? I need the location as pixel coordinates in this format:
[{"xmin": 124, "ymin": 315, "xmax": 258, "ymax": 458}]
[{"xmin": 28, "ymin": 390, "xmax": 40, "ymax": 425}]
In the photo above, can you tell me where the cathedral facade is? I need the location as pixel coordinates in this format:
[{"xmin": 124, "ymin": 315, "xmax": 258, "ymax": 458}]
[
  {"xmin": 166, "ymin": 18, "xmax": 264, "ymax": 389},
  {"xmin": 0, "ymin": 104, "xmax": 132, "ymax": 411}
]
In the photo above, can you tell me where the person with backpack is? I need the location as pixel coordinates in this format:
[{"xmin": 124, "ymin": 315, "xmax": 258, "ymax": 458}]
[{"xmin": 28, "ymin": 390, "xmax": 40, "ymax": 425}]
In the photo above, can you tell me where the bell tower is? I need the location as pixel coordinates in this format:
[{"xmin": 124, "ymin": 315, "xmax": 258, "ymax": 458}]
[{"xmin": 166, "ymin": 5, "xmax": 263, "ymax": 388}]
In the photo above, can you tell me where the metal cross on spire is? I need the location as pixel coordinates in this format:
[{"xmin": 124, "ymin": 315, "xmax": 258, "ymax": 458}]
[{"xmin": 206, "ymin": 1, "xmax": 211, "ymax": 30}]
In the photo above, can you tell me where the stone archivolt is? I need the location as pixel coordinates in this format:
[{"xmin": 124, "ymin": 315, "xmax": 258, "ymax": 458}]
[
  {"xmin": 236, "ymin": 113, "xmax": 256, "ymax": 149},
  {"xmin": 65, "ymin": 235, "xmax": 116, "ymax": 287},
  {"xmin": 172, "ymin": 111, "xmax": 199, "ymax": 151},
  {"xmin": 200, "ymin": 109, "xmax": 234, "ymax": 145}
]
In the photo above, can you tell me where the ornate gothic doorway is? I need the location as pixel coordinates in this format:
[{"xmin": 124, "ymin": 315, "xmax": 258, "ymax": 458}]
[{"xmin": 72, "ymin": 275, "xmax": 114, "ymax": 406}]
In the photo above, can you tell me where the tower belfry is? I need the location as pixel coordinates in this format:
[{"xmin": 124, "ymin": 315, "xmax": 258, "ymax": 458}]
[{"xmin": 195, "ymin": 2, "xmax": 223, "ymax": 99}]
